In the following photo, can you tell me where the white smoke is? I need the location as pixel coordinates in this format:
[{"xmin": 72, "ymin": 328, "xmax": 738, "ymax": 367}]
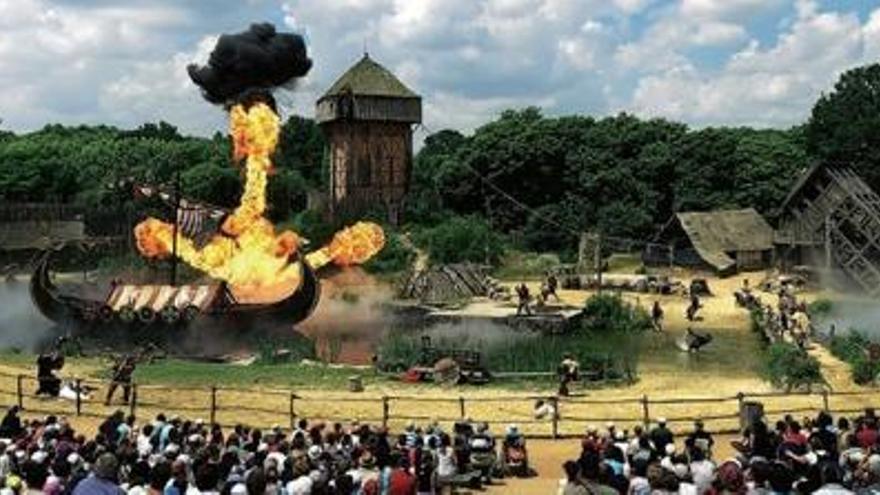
[
  {"xmin": 813, "ymin": 296, "xmax": 880, "ymax": 341},
  {"xmin": 0, "ymin": 279, "xmax": 55, "ymax": 351}
]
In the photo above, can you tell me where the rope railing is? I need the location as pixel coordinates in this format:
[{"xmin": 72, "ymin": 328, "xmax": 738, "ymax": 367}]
[{"xmin": 0, "ymin": 371, "xmax": 876, "ymax": 438}]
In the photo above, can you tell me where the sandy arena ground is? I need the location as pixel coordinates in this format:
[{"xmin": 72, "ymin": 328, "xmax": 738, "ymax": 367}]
[{"xmin": 1, "ymin": 270, "xmax": 876, "ymax": 494}]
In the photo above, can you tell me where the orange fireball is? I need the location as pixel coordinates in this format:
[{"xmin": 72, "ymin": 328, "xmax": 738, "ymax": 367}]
[{"xmin": 133, "ymin": 101, "xmax": 385, "ymax": 298}]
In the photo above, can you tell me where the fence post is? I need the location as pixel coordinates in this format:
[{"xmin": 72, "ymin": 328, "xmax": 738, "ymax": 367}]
[
  {"xmin": 129, "ymin": 384, "xmax": 138, "ymax": 417},
  {"xmin": 75, "ymin": 379, "xmax": 82, "ymax": 416},
  {"xmin": 289, "ymin": 393, "xmax": 296, "ymax": 429},
  {"xmin": 459, "ymin": 397, "xmax": 466, "ymax": 419},
  {"xmin": 551, "ymin": 396, "xmax": 559, "ymax": 439},
  {"xmin": 821, "ymin": 390, "xmax": 829, "ymax": 412},
  {"xmin": 16, "ymin": 375, "xmax": 23, "ymax": 410},
  {"xmin": 382, "ymin": 396, "xmax": 389, "ymax": 429},
  {"xmin": 641, "ymin": 395, "xmax": 650, "ymax": 427},
  {"xmin": 209, "ymin": 386, "xmax": 217, "ymax": 425}
]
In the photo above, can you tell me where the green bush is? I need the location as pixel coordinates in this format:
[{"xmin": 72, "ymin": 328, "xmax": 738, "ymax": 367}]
[
  {"xmin": 363, "ymin": 232, "xmax": 416, "ymax": 274},
  {"xmin": 413, "ymin": 215, "xmax": 505, "ymax": 265},
  {"xmin": 577, "ymin": 293, "xmax": 652, "ymax": 334},
  {"xmin": 807, "ymin": 298, "xmax": 834, "ymax": 318},
  {"xmin": 829, "ymin": 331, "xmax": 879, "ymax": 385},
  {"xmin": 764, "ymin": 343, "xmax": 824, "ymax": 390},
  {"xmin": 830, "ymin": 332, "xmax": 870, "ymax": 363}
]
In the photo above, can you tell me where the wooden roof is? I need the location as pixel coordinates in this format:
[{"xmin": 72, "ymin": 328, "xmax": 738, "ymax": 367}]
[
  {"xmin": 660, "ymin": 208, "xmax": 774, "ymax": 272},
  {"xmin": 320, "ymin": 54, "xmax": 419, "ymax": 100}
]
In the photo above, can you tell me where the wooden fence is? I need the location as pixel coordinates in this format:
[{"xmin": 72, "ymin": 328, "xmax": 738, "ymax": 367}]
[{"xmin": 0, "ymin": 371, "xmax": 876, "ymax": 438}]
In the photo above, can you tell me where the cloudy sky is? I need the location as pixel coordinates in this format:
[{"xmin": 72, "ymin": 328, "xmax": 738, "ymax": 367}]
[{"xmin": 1, "ymin": 0, "xmax": 879, "ymax": 139}]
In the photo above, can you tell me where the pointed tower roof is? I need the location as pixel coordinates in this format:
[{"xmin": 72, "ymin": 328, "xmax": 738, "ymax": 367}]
[{"xmin": 320, "ymin": 54, "xmax": 419, "ymax": 100}]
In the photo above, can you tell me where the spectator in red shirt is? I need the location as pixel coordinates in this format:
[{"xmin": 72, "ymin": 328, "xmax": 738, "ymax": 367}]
[
  {"xmin": 856, "ymin": 422, "xmax": 878, "ymax": 449},
  {"xmin": 388, "ymin": 457, "xmax": 416, "ymax": 495}
]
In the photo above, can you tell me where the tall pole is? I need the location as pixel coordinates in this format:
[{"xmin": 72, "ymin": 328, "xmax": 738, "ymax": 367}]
[
  {"xmin": 595, "ymin": 232, "xmax": 602, "ymax": 294},
  {"xmin": 170, "ymin": 171, "xmax": 180, "ymax": 287},
  {"xmin": 824, "ymin": 214, "xmax": 832, "ymax": 271}
]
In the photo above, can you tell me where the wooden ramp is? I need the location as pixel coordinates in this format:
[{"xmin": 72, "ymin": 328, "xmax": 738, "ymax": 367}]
[{"xmin": 777, "ymin": 166, "xmax": 880, "ymax": 297}]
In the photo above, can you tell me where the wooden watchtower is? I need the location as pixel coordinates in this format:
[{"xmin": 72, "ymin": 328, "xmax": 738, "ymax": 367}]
[{"xmin": 316, "ymin": 54, "xmax": 421, "ymax": 225}]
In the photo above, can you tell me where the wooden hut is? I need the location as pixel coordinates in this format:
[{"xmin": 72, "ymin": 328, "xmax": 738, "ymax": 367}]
[
  {"xmin": 316, "ymin": 54, "xmax": 422, "ymax": 225},
  {"xmin": 646, "ymin": 208, "xmax": 774, "ymax": 275}
]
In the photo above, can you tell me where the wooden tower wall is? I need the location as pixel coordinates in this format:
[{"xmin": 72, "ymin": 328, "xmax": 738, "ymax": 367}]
[{"xmin": 326, "ymin": 121, "xmax": 412, "ymax": 225}]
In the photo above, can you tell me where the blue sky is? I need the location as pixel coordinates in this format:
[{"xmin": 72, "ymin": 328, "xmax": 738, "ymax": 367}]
[{"xmin": 1, "ymin": 0, "xmax": 878, "ymax": 139}]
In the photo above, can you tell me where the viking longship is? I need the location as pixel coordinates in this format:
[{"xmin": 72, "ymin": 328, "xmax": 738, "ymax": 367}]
[{"xmin": 30, "ymin": 251, "xmax": 320, "ymax": 328}]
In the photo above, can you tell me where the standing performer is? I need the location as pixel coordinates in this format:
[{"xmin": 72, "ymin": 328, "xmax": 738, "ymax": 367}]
[
  {"xmin": 685, "ymin": 293, "xmax": 702, "ymax": 321},
  {"xmin": 651, "ymin": 301, "xmax": 665, "ymax": 332},
  {"xmin": 541, "ymin": 273, "xmax": 560, "ymax": 302},
  {"xmin": 557, "ymin": 353, "xmax": 580, "ymax": 396},
  {"xmin": 105, "ymin": 353, "xmax": 137, "ymax": 405},
  {"xmin": 515, "ymin": 283, "xmax": 532, "ymax": 316},
  {"xmin": 35, "ymin": 349, "xmax": 64, "ymax": 397}
]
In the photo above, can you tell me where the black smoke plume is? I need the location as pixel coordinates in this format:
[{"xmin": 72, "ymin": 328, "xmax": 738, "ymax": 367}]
[{"xmin": 187, "ymin": 22, "xmax": 312, "ymax": 106}]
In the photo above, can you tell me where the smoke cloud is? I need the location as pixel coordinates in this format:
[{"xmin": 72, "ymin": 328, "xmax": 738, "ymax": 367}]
[
  {"xmin": 298, "ymin": 269, "xmax": 393, "ymax": 365},
  {"xmin": 814, "ymin": 296, "xmax": 880, "ymax": 341},
  {"xmin": 0, "ymin": 280, "xmax": 55, "ymax": 351},
  {"xmin": 187, "ymin": 22, "xmax": 312, "ymax": 105}
]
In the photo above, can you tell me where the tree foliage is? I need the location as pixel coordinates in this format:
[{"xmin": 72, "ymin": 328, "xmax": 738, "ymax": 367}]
[
  {"xmin": 413, "ymin": 109, "xmax": 805, "ymax": 255},
  {"xmin": 412, "ymin": 215, "xmax": 505, "ymax": 265},
  {"xmin": 0, "ymin": 117, "xmax": 325, "ymax": 224},
  {"xmin": 807, "ymin": 63, "xmax": 880, "ymax": 188}
]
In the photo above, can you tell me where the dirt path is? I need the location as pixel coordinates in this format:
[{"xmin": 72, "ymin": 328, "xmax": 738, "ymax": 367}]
[{"xmin": 807, "ymin": 344, "xmax": 853, "ymax": 391}]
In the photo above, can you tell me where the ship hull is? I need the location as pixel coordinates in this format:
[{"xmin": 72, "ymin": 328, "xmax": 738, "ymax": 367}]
[{"xmin": 29, "ymin": 252, "xmax": 320, "ymax": 329}]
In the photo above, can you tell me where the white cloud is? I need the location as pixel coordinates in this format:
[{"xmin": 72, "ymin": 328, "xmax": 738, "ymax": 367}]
[
  {"xmin": 0, "ymin": 0, "xmax": 191, "ymax": 131},
  {"xmin": 99, "ymin": 36, "xmax": 227, "ymax": 137},
  {"xmin": 2, "ymin": 0, "xmax": 879, "ymax": 140},
  {"xmin": 681, "ymin": 0, "xmax": 784, "ymax": 20},
  {"xmin": 628, "ymin": 2, "xmax": 871, "ymax": 127}
]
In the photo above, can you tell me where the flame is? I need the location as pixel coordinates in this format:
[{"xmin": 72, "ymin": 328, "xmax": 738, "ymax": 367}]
[
  {"xmin": 133, "ymin": 101, "xmax": 384, "ymax": 302},
  {"xmin": 304, "ymin": 222, "xmax": 386, "ymax": 268}
]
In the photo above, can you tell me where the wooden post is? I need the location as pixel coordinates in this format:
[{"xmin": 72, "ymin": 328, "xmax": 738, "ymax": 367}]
[
  {"xmin": 822, "ymin": 390, "xmax": 830, "ymax": 412},
  {"xmin": 382, "ymin": 396, "xmax": 389, "ymax": 429},
  {"xmin": 551, "ymin": 397, "xmax": 559, "ymax": 439},
  {"xmin": 824, "ymin": 215, "xmax": 832, "ymax": 270},
  {"xmin": 595, "ymin": 233, "xmax": 603, "ymax": 293},
  {"xmin": 736, "ymin": 392, "xmax": 745, "ymax": 430},
  {"xmin": 75, "ymin": 379, "xmax": 82, "ymax": 416},
  {"xmin": 641, "ymin": 395, "xmax": 650, "ymax": 427},
  {"xmin": 289, "ymin": 393, "xmax": 296, "ymax": 429},
  {"xmin": 459, "ymin": 397, "xmax": 466, "ymax": 419},
  {"xmin": 16, "ymin": 375, "xmax": 23, "ymax": 410},
  {"xmin": 209, "ymin": 386, "xmax": 217, "ymax": 425},
  {"xmin": 129, "ymin": 384, "xmax": 137, "ymax": 418}
]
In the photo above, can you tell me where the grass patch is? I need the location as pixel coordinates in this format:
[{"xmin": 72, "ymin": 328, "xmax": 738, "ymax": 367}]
[
  {"xmin": 493, "ymin": 251, "xmax": 560, "ymax": 280},
  {"xmin": 605, "ymin": 253, "xmax": 643, "ymax": 274},
  {"xmin": 126, "ymin": 360, "xmax": 382, "ymax": 390}
]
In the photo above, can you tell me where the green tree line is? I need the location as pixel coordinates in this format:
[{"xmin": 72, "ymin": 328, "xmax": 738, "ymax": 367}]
[{"xmin": 1, "ymin": 62, "xmax": 878, "ymax": 265}]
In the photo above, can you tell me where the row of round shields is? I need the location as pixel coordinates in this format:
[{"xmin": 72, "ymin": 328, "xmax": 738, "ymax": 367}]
[{"xmin": 81, "ymin": 303, "xmax": 200, "ymax": 325}]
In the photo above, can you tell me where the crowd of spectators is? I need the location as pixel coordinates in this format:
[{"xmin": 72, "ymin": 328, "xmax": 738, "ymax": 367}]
[
  {"xmin": 560, "ymin": 409, "xmax": 880, "ymax": 494},
  {"xmin": 0, "ymin": 402, "xmax": 878, "ymax": 494},
  {"xmin": 0, "ymin": 405, "xmax": 525, "ymax": 494}
]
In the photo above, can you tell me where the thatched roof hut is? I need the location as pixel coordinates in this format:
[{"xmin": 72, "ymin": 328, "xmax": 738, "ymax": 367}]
[{"xmin": 647, "ymin": 208, "xmax": 774, "ymax": 275}]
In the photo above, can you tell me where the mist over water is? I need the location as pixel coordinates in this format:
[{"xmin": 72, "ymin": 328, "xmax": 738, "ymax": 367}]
[
  {"xmin": 0, "ymin": 280, "xmax": 55, "ymax": 351},
  {"xmin": 814, "ymin": 297, "xmax": 880, "ymax": 341}
]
